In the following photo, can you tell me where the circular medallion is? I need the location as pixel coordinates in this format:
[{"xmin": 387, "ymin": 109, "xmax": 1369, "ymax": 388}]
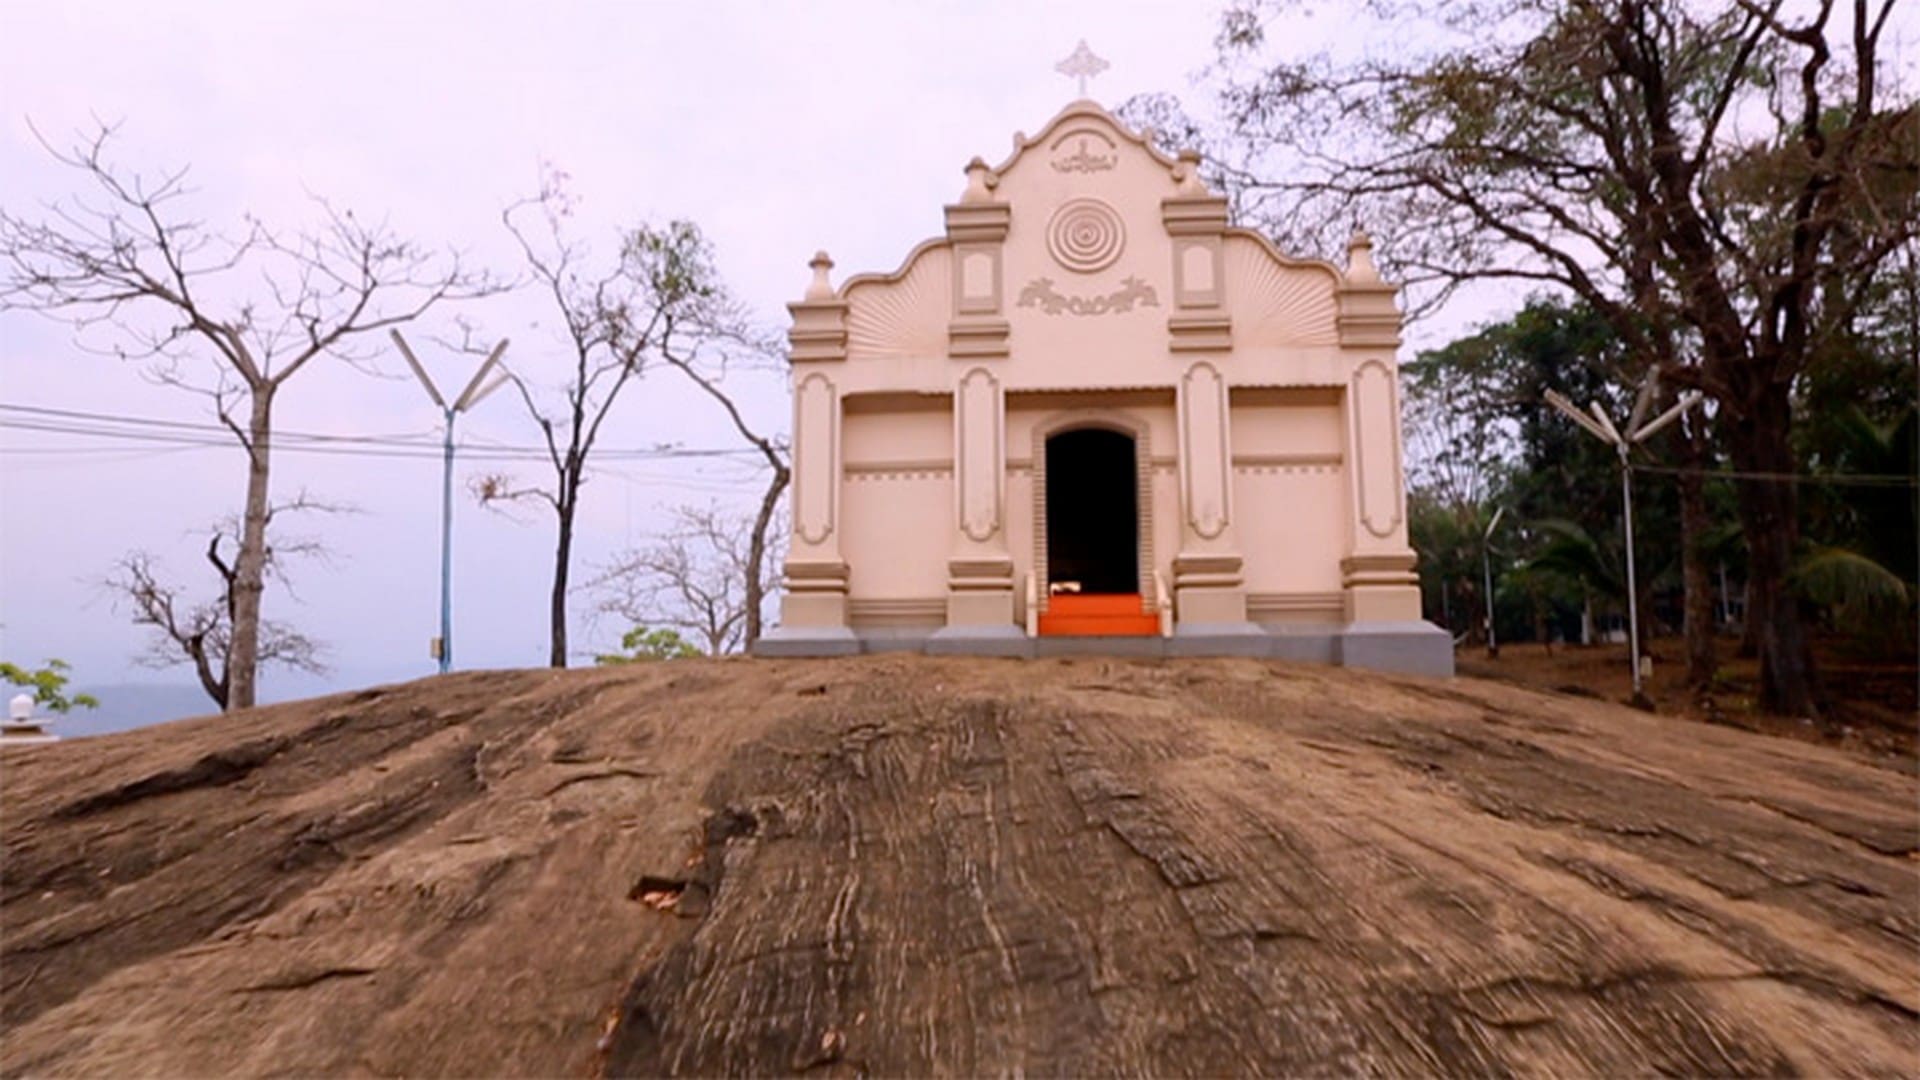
[{"xmin": 1046, "ymin": 198, "xmax": 1125, "ymax": 274}]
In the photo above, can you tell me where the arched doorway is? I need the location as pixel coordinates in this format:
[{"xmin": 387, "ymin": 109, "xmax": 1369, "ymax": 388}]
[
  {"xmin": 1046, "ymin": 428, "xmax": 1138, "ymax": 593},
  {"xmin": 1039, "ymin": 427, "xmax": 1157, "ymax": 635}
]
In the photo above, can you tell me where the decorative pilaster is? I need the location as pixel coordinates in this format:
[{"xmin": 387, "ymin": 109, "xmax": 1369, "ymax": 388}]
[
  {"xmin": 1172, "ymin": 360, "xmax": 1249, "ymax": 625},
  {"xmin": 788, "ymin": 251, "xmax": 848, "ymax": 363},
  {"xmin": 947, "ymin": 158, "xmax": 1012, "ymax": 358},
  {"xmin": 943, "ymin": 366, "xmax": 1016, "ymax": 627},
  {"xmin": 776, "ymin": 253, "xmax": 852, "ymax": 636},
  {"xmin": 1163, "ymin": 150, "xmax": 1233, "ymax": 353},
  {"xmin": 1337, "ymin": 231, "xmax": 1422, "ymax": 623}
]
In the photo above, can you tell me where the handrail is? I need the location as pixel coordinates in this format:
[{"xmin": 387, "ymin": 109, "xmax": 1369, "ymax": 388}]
[
  {"xmin": 1153, "ymin": 570, "xmax": 1173, "ymax": 638},
  {"xmin": 1024, "ymin": 573, "xmax": 1039, "ymax": 638}
]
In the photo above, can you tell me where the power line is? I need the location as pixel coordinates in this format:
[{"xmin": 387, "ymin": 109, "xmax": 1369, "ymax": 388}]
[
  {"xmin": 0, "ymin": 403, "xmax": 771, "ymax": 463},
  {"xmin": 1631, "ymin": 462, "xmax": 1917, "ymax": 488}
]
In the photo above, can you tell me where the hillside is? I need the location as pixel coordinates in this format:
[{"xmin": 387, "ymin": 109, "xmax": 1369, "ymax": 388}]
[{"xmin": 2, "ymin": 656, "xmax": 1915, "ymax": 1076}]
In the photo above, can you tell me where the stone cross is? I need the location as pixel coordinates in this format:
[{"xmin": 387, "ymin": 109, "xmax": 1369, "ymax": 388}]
[{"xmin": 1055, "ymin": 40, "xmax": 1109, "ymax": 99}]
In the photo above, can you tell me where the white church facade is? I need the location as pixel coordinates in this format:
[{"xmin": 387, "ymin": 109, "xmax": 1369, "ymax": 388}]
[{"xmin": 756, "ymin": 98, "xmax": 1451, "ymax": 676}]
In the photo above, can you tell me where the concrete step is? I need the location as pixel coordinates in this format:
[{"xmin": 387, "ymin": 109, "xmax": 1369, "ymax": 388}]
[{"xmin": 1039, "ymin": 593, "xmax": 1158, "ymax": 636}]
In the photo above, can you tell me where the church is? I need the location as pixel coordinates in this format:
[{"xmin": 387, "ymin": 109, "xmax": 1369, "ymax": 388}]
[{"xmin": 755, "ymin": 85, "xmax": 1451, "ymax": 676}]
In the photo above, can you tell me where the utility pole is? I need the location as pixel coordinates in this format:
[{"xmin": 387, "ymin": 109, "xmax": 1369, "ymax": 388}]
[
  {"xmin": 392, "ymin": 331, "xmax": 510, "ymax": 675},
  {"xmin": 1546, "ymin": 378, "xmax": 1702, "ymax": 705},
  {"xmin": 1482, "ymin": 504, "xmax": 1506, "ymax": 659}
]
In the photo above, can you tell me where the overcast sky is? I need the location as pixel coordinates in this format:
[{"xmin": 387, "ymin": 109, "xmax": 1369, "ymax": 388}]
[
  {"xmin": 2, "ymin": 1, "xmax": 1290, "ymax": 700},
  {"xmin": 24, "ymin": 0, "xmax": 1877, "ymax": 705}
]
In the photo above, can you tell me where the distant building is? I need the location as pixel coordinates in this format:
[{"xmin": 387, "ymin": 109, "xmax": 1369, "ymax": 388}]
[{"xmin": 758, "ymin": 99, "xmax": 1450, "ymax": 675}]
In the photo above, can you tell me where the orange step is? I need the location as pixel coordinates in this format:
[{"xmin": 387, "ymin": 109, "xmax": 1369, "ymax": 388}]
[{"xmin": 1038, "ymin": 593, "xmax": 1160, "ymax": 636}]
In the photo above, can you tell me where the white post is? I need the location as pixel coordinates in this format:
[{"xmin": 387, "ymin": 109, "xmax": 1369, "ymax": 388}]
[
  {"xmin": 1482, "ymin": 505, "xmax": 1505, "ymax": 658},
  {"xmin": 1620, "ymin": 444, "xmax": 1643, "ymax": 700}
]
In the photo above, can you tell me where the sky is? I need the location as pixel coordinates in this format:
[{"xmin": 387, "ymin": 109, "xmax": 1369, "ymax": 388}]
[
  {"xmin": 12, "ymin": 0, "xmax": 1798, "ymax": 709},
  {"xmin": 2, "ymin": 1, "xmax": 1298, "ymax": 704}
]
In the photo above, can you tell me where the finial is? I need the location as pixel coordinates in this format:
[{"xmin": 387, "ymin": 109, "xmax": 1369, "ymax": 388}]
[
  {"xmin": 961, "ymin": 156, "xmax": 997, "ymax": 203},
  {"xmin": 1175, "ymin": 149, "xmax": 1207, "ymax": 195},
  {"xmin": 805, "ymin": 251, "xmax": 835, "ymax": 300},
  {"xmin": 1055, "ymin": 40, "xmax": 1110, "ymax": 99},
  {"xmin": 1346, "ymin": 228, "xmax": 1382, "ymax": 284}
]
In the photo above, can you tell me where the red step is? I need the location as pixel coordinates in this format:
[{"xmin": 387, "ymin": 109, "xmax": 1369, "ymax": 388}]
[{"xmin": 1038, "ymin": 593, "xmax": 1160, "ymax": 636}]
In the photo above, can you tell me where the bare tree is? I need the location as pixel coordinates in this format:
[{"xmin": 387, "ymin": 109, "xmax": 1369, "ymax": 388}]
[
  {"xmin": 107, "ymin": 499, "xmax": 334, "ymax": 709},
  {"xmin": 656, "ymin": 345, "xmax": 790, "ymax": 647},
  {"xmin": 0, "ymin": 123, "xmax": 495, "ymax": 708},
  {"xmin": 475, "ymin": 173, "xmax": 738, "ymax": 667},
  {"xmin": 592, "ymin": 504, "xmax": 784, "ymax": 655},
  {"xmin": 1151, "ymin": 0, "xmax": 1918, "ymax": 715}
]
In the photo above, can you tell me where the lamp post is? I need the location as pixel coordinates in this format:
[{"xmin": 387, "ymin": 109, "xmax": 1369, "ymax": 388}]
[
  {"xmin": 1545, "ymin": 379, "xmax": 1702, "ymax": 703},
  {"xmin": 1482, "ymin": 504, "xmax": 1507, "ymax": 659},
  {"xmin": 392, "ymin": 330, "xmax": 510, "ymax": 675}
]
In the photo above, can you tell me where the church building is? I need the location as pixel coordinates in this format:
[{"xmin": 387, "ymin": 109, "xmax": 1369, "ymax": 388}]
[{"xmin": 756, "ymin": 91, "xmax": 1451, "ymax": 676}]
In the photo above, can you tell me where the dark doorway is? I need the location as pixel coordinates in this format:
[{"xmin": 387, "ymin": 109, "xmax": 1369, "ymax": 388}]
[{"xmin": 1046, "ymin": 428, "xmax": 1138, "ymax": 594}]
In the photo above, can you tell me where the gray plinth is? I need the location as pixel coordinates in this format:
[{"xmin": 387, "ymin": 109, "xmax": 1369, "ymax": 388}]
[
  {"xmin": 1167, "ymin": 621, "xmax": 1272, "ymax": 658},
  {"xmin": 1264, "ymin": 625, "xmax": 1341, "ymax": 665},
  {"xmin": 855, "ymin": 627, "xmax": 938, "ymax": 654},
  {"xmin": 752, "ymin": 626, "xmax": 862, "ymax": 658},
  {"xmin": 924, "ymin": 624, "xmax": 1036, "ymax": 658},
  {"xmin": 1337, "ymin": 621, "xmax": 1455, "ymax": 677}
]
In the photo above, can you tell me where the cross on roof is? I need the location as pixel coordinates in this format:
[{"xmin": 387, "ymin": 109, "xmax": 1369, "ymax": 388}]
[{"xmin": 1055, "ymin": 40, "xmax": 1109, "ymax": 99}]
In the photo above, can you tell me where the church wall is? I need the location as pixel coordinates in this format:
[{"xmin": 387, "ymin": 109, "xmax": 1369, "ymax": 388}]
[
  {"xmin": 839, "ymin": 399, "xmax": 953, "ymax": 626},
  {"xmin": 765, "ymin": 98, "xmax": 1448, "ymax": 674},
  {"xmin": 989, "ymin": 119, "xmax": 1182, "ymax": 390},
  {"xmin": 1231, "ymin": 386, "xmax": 1349, "ymax": 619}
]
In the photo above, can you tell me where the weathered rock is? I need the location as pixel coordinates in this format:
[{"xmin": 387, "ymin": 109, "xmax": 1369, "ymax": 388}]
[{"xmin": 1, "ymin": 657, "xmax": 1914, "ymax": 1076}]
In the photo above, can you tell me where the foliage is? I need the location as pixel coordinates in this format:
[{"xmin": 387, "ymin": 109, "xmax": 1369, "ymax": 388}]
[
  {"xmin": 1405, "ymin": 298, "xmax": 1681, "ymax": 645},
  {"xmin": 594, "ymin": 626, "xmax": 701, "ymax": 664},
  {"xmin": 0, "ymin": 658, "xmax": 99, "ymax": 713},
  {"xmin": 1145, "ymin": 0, "xmax": 1918, "ymax": 713}
]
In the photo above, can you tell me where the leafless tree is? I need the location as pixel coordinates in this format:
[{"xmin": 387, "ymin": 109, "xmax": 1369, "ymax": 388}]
[
  {"xmin": 592, "ymin": 504, "xmax": 784, "ymax": 655},
  {"xmin": 0, "ymin": 123, "xmax": 495, "ymax": 708},
  {"xmin": 1146, "ymin": 0, "xmax": 1917, "ymax": 715},
  {"xmin": 107, "ymin": 497, "xmax": 336, "ymax": 709},
  {"xmin": 656, "ymin": 343, "xmax": 790, "ymax": 647},
  {"xmin": 475, "ymin": 172, "xmax": 741, "ymax": 667}
]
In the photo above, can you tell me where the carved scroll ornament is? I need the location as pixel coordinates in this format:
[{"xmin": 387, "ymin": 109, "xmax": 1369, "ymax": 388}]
[{"xmin": 1017, "ymin": 276, "xmax": 1159, "ymax": 316}]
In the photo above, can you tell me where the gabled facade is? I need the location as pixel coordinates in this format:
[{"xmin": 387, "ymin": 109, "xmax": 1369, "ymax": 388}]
[{"xmin": 757, "ymin": 100, "xmax": 1451, "ymax": 674}]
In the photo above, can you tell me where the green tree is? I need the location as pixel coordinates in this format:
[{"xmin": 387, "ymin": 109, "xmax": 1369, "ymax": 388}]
[
  {"xmin": 1, "ymin": 658, "xmax": 99, "ymax": 713},
  {"xmin": 594, "ymin": 627, "xmax": 702, "ymax": 664},
  {"xmin": 1153, "ymin": 0, "xmax": 1917, "ymax": 715}
]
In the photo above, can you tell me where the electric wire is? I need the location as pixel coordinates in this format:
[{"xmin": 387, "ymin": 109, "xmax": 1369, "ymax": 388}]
[
  {"xmin": 1630, "ymin": 462, "xmax": 1917, "ymax": 488},
  {"xmin": 0, "ymin": 403, "xmax": 770, "ymax": 463}
]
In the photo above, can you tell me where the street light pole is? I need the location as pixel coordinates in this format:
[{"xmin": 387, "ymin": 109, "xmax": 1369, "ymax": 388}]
[
  {"xmin": 1483, "ymin": 504, "xmax": 1507, "ymax": 659},
  {"xmin": 1545, "ymin": 380, "xmax": 1702, "ymax": 704},
  {"xmin": 1617, "ymin": 440, "xmax": 1641, "ymax": 698},
  {"xmin": 439, "ymin": 405, "xmax": 457, "ymax": 674},
  {"xmin": 392, "ymin": 331, "xmax": 510, "ymax": 675}
]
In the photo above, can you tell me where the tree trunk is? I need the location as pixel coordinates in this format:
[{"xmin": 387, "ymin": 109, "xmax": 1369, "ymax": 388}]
[
  {"xmin": 227, "ymin": 384, "xmax": 275, "ymax": 710},
  {"xmin": 550, "ymin": 490, "xmax": 575, "ymax": 669},
  {"xmin": 743, "ymin": 465, "xmax": 789, "ymax": 648},
  {"xmin": 1724, "ymin": 387, "xmax": 1817, "ymax": 716},
  {"xmin": 1676, "ymin": 418, "xmax": 1717, "ymax": 689}
]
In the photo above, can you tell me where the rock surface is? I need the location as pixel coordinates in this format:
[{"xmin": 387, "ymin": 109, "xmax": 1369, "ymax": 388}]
[{"xmin": 2, "ymin": 656, "xmax": 1915, "ymax": 1076}]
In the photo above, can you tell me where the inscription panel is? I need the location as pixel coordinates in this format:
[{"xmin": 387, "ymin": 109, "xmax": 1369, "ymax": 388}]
[
  {"xmin": 955, "ymin": 367, "xmax": 1004, "ymax": 542},
  {"xmin": 1179, "ymin": 362, "xmax": 1232, "ymax": 540},
  {"xmin": 794, "ymin": 373, "xmax": 838, "ymax": 545}
]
